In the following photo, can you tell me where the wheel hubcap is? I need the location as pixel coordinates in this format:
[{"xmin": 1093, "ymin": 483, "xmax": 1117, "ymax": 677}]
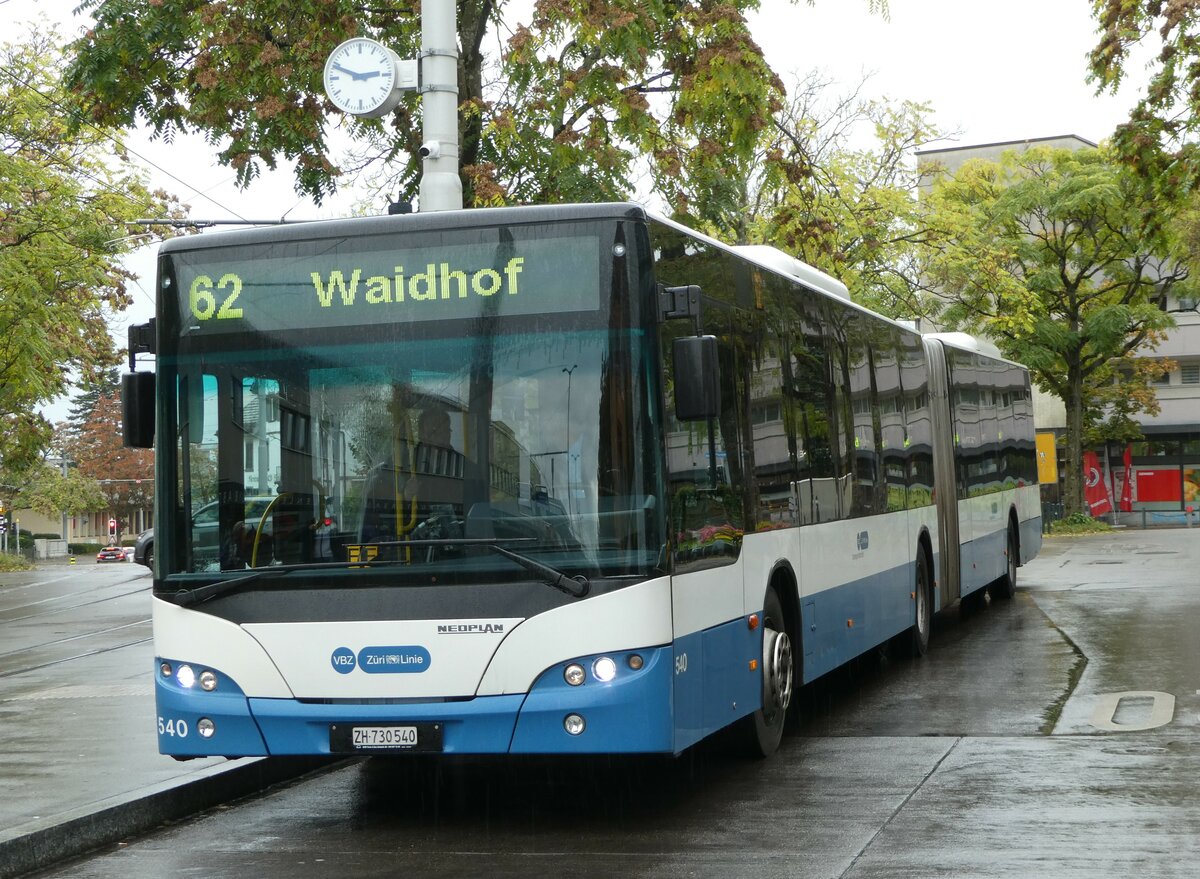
[{"xmin": 763, "ymin": 628, "xmax": 794, "ymax": 714}]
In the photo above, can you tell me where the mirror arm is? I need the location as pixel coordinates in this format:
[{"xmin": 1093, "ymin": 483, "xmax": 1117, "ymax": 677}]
[
  {"xmin": 127, "ymin": 319, "xmax": 157, "ymax": 371},
  {"xmin": 658, "ymin": 285, "xmax": 703, "ymax": 335}
]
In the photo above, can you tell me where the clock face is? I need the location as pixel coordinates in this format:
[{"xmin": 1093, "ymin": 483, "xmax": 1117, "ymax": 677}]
[{"xmin": 323, "ymin": 38, "xmax": 399, "ymax": 117}]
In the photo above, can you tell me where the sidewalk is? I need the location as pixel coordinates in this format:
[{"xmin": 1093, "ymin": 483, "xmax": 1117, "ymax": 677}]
[{"xmin": 0, "ymin": 558, "xmax": 330, "ymax": 879}]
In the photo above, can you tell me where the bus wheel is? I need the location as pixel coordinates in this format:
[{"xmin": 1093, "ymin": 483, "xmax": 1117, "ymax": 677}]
[
  {"xmin": 991, "ymin": 524, "xmax": 1018, "ymax": 601},
  {"xmin": 906, "ymin": 550, "xmax": 932, "ymax": 657},
  {"xmin": 740, "ymin": 586, "xmax": 794, "ymax": 758}
]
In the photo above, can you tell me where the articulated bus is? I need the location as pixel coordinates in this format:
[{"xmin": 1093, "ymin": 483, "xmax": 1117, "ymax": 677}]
[{"xmin": 122, "ymin": 202, "xmax": 1040, "ymax": 760}]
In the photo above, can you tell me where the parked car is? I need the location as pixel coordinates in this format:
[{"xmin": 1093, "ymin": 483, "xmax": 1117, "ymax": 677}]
[
  {"xmin": 133, "ymin": 528, "xmax": 154, "ymax": 570},
  {"xmin": 190, "ymin": 497, "xmax": 277, "ymax": 569},
  {"xmin": 130, "ymin": 497, "xmax": 277, "ymax": 572},
  {"xmin": 96, "ymin": 545, "xmax": 127, "ymax": 563}
]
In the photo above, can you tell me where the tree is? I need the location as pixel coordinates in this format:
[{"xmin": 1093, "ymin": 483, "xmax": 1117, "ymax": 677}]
[
  {"xmin": 66, "ymin": 367, "xmax": 122, "ymax": 438},
  {"xmin": 0, "ymin": 28, "xmax": 183, "ymax": 478},
  {"xmin": 5, "ymin": 463, "xmax": 106, "ymax": 523},
  {"xmin": 65, "ymin": 1, "xmax": 883, "ymax": 213},
  {"xmin": 743, "ymin": 71, "xmax": 942, "ymax": 317},
  {"xmin": 66, "ymin": 387, "xmax": 154, "ymax": 538},
  {"xmin": 922, "ymin": 145, "xmax": 1193, "ymax": 515},
  {"xmin": 1089, "ymin": 1, "xmax": 1200, "ymax": 198}
]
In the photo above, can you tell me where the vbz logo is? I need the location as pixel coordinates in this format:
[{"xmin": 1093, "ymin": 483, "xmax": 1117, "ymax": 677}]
[
  {"xmin": 856, "ymin": 531, "xmax": 869, "ymax": 551},
  {"xmin": 331, "ymin": 647, "xmax": 357, "ymax": 674}
]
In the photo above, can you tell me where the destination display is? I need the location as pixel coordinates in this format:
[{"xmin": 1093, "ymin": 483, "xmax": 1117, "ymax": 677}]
[{"xmin": 169, "ymin": 234, "xmax": 602, "ymax": 335}]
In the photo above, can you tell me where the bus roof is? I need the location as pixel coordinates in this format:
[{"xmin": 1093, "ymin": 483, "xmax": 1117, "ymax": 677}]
[
  {"xmin": 925, "ymin": 331, "xmax": 1003, "ymax": 359},
  {"xmin": 162, "ymin": 202, "xmax": 842, "ymax": 304},
  {"xmin": 157, "ymin": 202, "xmax": 652, "ymax": 254}
]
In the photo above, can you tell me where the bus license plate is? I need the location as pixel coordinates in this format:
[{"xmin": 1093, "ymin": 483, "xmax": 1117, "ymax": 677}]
[
  {"xmin": 329, "ymin": 722, "xmax": 442, "ymax": 753},
  {"xmin": 355, "ymin": 726, "xmax": 417, "ymax": 748}
]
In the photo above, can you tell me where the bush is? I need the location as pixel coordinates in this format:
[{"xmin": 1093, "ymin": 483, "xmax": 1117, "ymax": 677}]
[
  {"xmin": 1048, "ymin": 512, "xmax": 1112, "ymax": 535},
  {"xmin": 68, "ymin": 542, "xmax": 105, "ymax": 555},
  {"xmin": 32, "ymin": 532, "xmax": 63, "ymax": 540},
  {"xmin": 0, "ymin": 553, "xmax": 33, "ymax": 572}
]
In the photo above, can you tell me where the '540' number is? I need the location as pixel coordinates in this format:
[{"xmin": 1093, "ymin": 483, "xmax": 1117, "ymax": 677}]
[
  {"xmin": 157, "ymin": 716, "xmax": 189, "ymax": 738},
  {"xmin": 190, "ymin": 273, "xmax": 244, "ymax": 321}
]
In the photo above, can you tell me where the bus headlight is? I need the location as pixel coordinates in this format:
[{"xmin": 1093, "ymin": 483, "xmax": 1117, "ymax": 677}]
[
  {"xmin": 564, "ymin": 663, "xmax": 586, "ymax": 686},
  {"xmin": 199, "ymin": 670, "xmax": 218, "ymax": 692},
  {"xmin": 176, "ymin": 664, "xmax": 196, "ymax": 689},
  {"xmin": 592, "ymin": 656, "xmax": 617, "ymax": 682},
  {"xmin": 564, "ymin": 714, "xmax": 586, "ymax": 735},
  {"xmin": 198, "ymin": 718, "xmax": 216, "ymax": 738}
]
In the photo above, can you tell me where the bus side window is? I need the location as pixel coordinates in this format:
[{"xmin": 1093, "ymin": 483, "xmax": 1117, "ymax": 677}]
[
  {"xmin": 874, "ymin": 338, "xmax": 908, "ymax": 512},
  {"xmin": 901, "ymin": 339, "xmax": 934, "ymax": 509},
  {"xmin": 785, "ymin": 329, "xmax": 829, "ymax": 524}
]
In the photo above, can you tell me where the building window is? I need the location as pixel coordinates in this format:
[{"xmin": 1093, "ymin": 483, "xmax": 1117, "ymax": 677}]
[
  {"xmin": 1133, "ymin": 440, "xmax": 1179, "ymax": 457},
  {"xmin": 1181, "ymin": 364, "xmax": 1199, "ymax": 385}
]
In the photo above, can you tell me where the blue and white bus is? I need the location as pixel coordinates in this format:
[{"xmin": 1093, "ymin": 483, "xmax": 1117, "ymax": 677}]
[{"xmin": 122, "ymin": 202, "xmax": 1040, "ymax": 760}]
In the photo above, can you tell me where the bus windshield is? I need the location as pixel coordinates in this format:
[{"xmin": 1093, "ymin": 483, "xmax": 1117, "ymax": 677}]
[{"xmin": 157, "ymin": 218, "xmax": 665, "ymax": 589}]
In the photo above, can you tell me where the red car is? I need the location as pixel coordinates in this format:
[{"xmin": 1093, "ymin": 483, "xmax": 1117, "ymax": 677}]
[{"xmin": 96, "ymin": 546, "xmax": 127, "ymax": 563}]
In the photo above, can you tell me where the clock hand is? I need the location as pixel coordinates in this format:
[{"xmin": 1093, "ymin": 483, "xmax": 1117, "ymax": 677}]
[
  {"xmin": 359, "ymin": 71, "xmax": 382, "ymax": 80},
  {"xmin": 331, "ymin": 62, "xmax": 367, "ymax": 81}
]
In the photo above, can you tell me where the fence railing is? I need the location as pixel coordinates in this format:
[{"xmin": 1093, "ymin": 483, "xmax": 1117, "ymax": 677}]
[
  {"xmin": 1041, "ymin": 503, "xmax": 1064, "ymax": 532},
  {"xmin": 1041, "ymin": 503, "xmax": 1197, "ymax": 530}
]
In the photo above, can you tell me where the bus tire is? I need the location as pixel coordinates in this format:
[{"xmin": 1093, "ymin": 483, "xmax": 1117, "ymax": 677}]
[
  {"xmin": 905, "ymin": 550, "xmax": 932, "ymax": 657},
  {"xmin": 739, "ymin": 585, "xmax": 794, "ymax": 758},
  {"xmin": 991, "ymin": 523, "xmax": 1018, "ymax": 601}
]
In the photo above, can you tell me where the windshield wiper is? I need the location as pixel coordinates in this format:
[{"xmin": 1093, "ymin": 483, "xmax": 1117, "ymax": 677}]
[
  {"xmin": 169, "ymin": 539, "xmax": 591, "ymax": 607},
  {"xmin": 381, "ymin": 538, "xmax": 591, "ymax": 598},
  {"xmin": 483, "ymin": 544, "xmax": 590, "ymax": 597},
  {"xmin": 168, "ymin": 558, "xmax": 415, "ymax": 607},
  {"xmin": 170, "ymin": 567, "xmax": 293, "ymax": 607}
]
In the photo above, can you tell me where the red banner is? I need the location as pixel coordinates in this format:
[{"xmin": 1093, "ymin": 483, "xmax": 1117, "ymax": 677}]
[
  {"xmin": 1119, "ymin": 444, "xmax": 1133, "ymax": 512},
  {"xmin": 1083, "ymin": 451, "xmax": 1112, "ymax": 516}
]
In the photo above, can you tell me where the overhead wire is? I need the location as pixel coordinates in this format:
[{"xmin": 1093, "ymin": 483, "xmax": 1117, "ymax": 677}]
[{"xmin": 0, "ymin": 60, "xmax": 251, "ymax": 222}]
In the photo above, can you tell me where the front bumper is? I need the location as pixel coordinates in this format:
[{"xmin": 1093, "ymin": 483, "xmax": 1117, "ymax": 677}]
[{"xmin": 154, "ymin": 645, "xmax": 674, "ymax": 757}]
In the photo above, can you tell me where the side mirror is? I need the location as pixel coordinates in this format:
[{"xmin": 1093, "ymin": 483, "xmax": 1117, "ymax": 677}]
[
  {"xmin": 122, "ymin": 372, "xmax": 156, "ymax": 448},
  {"xmin": 673, "ymin": 335, "xmax": 720, "ymax": 421}
]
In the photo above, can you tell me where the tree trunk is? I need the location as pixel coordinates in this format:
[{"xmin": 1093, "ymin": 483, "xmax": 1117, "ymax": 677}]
[
  {"xmin": 457, "ymin": 3, "xmax": 489, "ymax": 206},
  {"xmin": 1062, "ymin": 360, "xmax": 1086, "ymax": 516}
]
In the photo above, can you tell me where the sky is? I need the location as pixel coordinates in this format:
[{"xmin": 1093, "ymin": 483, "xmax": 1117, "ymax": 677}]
[{"xmin": 4, "ymin": 0, "xmax": 1152, "ymax": 418}]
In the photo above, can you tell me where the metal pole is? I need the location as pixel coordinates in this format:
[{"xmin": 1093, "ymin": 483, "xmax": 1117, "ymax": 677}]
[
  {"xmin": 562, "ymin": 365, "xmax": 576, "ymax": 514},
  {"xmin": 419, "ymin": 1, "xmax": 463, "ymax": 211},
  {"xmin": 62, "ymin": 457, "xmax": 69, "ymax": 541}
]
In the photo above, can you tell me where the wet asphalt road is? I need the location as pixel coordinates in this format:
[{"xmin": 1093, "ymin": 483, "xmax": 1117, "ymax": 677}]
[{"xmin": 24, "ymin": 529, "xmax": 1200, "ymax": 878}]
